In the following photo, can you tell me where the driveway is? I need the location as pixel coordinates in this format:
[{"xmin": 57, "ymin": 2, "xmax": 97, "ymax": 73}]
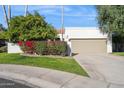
[{"xmin": 74, "ymin": 53, "xmax": 124, "ymax": 87}]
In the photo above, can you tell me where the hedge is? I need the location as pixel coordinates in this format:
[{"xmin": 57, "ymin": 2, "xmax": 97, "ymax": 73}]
[
  {"xmin": 18, "ymin": 40, "xmax": 67, "ymax": 56},
  {"xmin": 0, "ymin": 46, "xmax": 7, "ymax": 53}
]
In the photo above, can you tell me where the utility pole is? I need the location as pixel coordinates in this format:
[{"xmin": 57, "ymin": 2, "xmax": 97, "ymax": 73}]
[
  {"xmin": 8, "ymin": 5, "xmax": 11, "ymax": 42},
  {"xmin": 8, "ymin": 5, "xmax": 11, "ymax": 29},
  {"xmin": 61, "ymin": 5, "xmax": 64, "ymax": 41},
  {"xmin": 24, "ymin": 5, "xmax": 28, "ymax": 16},
  {"xmin": 2, "ymin": 5, "xmax": 9, "ymax": 28}
]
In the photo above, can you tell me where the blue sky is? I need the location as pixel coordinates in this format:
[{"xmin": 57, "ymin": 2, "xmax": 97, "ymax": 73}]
[{"xmin": 0, "ymin": 5, "xmax": 98, "ymax": 29}]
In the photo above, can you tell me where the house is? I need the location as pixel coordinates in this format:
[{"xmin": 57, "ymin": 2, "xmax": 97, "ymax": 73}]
[
  {"xmin": 58, "ymin": 27, "xmax": 112, "ymax": 56},
  {"xmin": 8, "ymin": 27, "xmax": 112, "ymax": 55}
]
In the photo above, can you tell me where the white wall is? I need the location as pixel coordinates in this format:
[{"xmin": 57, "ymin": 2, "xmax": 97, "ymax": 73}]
[
  {"xmin": 107, "ymin": 34, "xmax": 112, "ymax": 53},
  {"xmin": 64, "ymin": 27, "xmax": 107, "ymax": 40},
  {"xmin": 7, "ymin": 43, "xmax": 23, "ymax": 53},
  {"xmin": 58, "ymin": 34, "xmax": 66, "ymax": 41}
]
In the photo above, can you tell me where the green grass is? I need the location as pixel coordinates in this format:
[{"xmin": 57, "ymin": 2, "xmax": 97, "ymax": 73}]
[
  {"xmin": 0, "ymin": 53, "xmax": 88, "ymax": 76},
  {"xmin": 112, "ymin": 52, "xmax": 124, "ymax": 56}
]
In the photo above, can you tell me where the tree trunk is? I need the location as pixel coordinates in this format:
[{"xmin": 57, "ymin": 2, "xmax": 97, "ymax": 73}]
[{"xmin": 2, "ymin": 5, "xmax": 9, "ymax": 27}]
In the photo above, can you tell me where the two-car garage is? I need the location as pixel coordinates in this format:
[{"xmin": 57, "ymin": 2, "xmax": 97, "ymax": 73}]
[
  {"xmin": 70, "ymin": 39, "xmax": 107, "ymax": 54},
  {"xmin": 64, "ymin": 27, "xmax": 112, "ymax": 55}
]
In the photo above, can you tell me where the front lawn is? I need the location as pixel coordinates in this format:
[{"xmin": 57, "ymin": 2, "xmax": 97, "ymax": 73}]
[
  {"xmin": 0, "ymin": 53, "xmax": 88, "ymax": 76},
  {"xmin": 112, "ymin": 52, "xmax": 124, "ymax": 56}
]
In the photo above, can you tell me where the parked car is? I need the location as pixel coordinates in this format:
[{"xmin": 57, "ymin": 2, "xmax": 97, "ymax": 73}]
[
  {"xmin": 0, "ymin": 39, "xmax": 7, "ymax": 53},
  {"xmin": 0, "ymin": 39, "xmax": 6, "ymax": 47}
]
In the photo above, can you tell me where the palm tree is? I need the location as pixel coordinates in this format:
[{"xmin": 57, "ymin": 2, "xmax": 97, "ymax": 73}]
[{"xmin": 2, "ymin": 5, "xmax": 9, "ymax": 28}]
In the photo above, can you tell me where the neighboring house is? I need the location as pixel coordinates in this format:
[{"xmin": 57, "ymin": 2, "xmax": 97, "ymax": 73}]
[{"xmin": 58, "ymin": 27, "xmax": 112, "ymax": 56}]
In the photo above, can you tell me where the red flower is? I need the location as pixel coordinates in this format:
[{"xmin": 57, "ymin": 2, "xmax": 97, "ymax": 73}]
[
  {"xmin": 25, "ymin": 41, "xmax": 33, "ymax": 48},
  {"xmin": 18, "ymin": 41, "xmax": 23, "ymax": 46}
]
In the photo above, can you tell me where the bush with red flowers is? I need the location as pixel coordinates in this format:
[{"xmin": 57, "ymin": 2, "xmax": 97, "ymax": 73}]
[
  {"xmin": 18, "ymin": 40, "xmax": 67, "ymax": 56},
  {"xmin": 25, "ymin": 41, "xmax": 33, "ymax": 48},
  {"xmin": 18, "ymin": 41, "xmax": 23, "ymax": 46},
  {"xmin": 18, "ymin": 41, "xmax": 35, "ymax": 54}
]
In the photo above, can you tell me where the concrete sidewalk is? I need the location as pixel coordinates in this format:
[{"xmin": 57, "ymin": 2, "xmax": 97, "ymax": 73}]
[{"xmin": 0, "ymin": 64, "xmax": 109, "ymax": 88}]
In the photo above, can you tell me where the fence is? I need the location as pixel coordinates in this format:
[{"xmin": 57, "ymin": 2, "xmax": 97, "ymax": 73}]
[{"xmin": 113, "ymin": 43, "xmax": 124, "ymax": 52}]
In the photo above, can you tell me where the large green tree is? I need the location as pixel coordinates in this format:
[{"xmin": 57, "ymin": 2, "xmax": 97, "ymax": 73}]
[
  {"xmin": 9, "ymin": 12, "xmax": 58, "ymax": 42},
  {"xmin": 96, "ymin": 5, "xmax": 124, "ymax": 36},
  {"xmin": 0, "ymin": 24, "xmax": 8, "ymax": 40},
  {"xmin": 97, "ymin": 6, "xmax": 124, "ymax": 51},
  {"xmin": 0, "ymin": 24, "xmax": 6, "ymax": 31}
]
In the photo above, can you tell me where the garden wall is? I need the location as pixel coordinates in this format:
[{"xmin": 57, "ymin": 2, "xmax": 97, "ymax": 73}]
[
  {"xmin": 7, "ymin": 41, "xmax": 68, "ymax": 56},
  {"xmin": 7, "ymin": 42, "xmax": 23, "ymax": 53}
]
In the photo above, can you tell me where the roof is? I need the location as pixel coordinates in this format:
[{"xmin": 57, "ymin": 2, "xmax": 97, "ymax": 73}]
[{"xmin": 57, "ymin": 29, "xmax": 65, "ymax": 34}]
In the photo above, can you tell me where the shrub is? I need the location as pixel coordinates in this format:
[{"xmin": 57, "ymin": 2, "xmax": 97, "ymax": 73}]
[
  {"xmin": 45, "ymin": 40, "xmax": 67, "ymax": 56},
  {"xmin": 18, "ymin": 41, "xmax": 23, "ymax": 46},
  {"xmin": 9, "ymin": 12, "xmax": 58, "ymax": 42},
  {"xmin": 18, "ymin": 41, "xmax": 35, "ymax": 54},
  {"xmin": 54, "ymin": 41, "xmax": 67, "ymax": 56},
  {"xmin": 34, "ymin": 41, "xmax": 47, "ymax": 55},
  {"xmin": 18, "ymin": 40, "xmax": 67, "ymax": 56},
  {"xmin": 0, "ymin": 31, "xmax": 9, "ymax": 40},
  {"xmin": 0, "ymin": 46, "xmax": 7, "ymax": 53}
]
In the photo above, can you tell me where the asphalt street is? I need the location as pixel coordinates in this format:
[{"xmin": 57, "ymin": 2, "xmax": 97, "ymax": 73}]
[{"xmin": 0, "ymin": 78, "xmax": 31, "ymax": 88}]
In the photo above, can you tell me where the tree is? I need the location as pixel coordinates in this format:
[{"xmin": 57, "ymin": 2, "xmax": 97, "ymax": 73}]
[
  {"xmin": 97, "ymin": 6, "xmax": 124, "ymax": 52},
  {"xmin": 96, "ymin": 5, "xmax": 124, "ymax": 36},
  {"xmin": 0, "ymin": 24, "xmax": 8, "ymax": 40},
  {"xmin": 9, "ymin": 12, "xmax": 58, "ymax": 42},
  {"xmin": 0, "ymin": 24, "xmax": 6, "ymax": 31}
]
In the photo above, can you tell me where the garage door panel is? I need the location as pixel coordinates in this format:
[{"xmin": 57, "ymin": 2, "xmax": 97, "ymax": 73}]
[{"xmin": 71, "ymin": 39, "xmax": 107, "ymax": 54}]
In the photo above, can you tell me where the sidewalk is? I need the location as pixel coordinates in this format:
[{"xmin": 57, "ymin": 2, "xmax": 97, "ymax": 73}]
[{"xmin": 0, "ymin": 64, "xmax": 109, "ymax": 88}]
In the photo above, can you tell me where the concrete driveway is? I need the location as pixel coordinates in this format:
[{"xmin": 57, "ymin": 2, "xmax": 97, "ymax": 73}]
[{"xmin": 74, "ymin": 54, "xmax": 124, "ymax": 87}]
